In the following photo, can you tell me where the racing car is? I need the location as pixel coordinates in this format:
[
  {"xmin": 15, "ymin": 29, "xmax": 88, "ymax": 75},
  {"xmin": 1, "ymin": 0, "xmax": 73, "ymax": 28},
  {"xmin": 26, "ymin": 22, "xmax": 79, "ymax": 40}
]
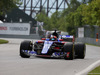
[{"xmin": 20, "ymin": 35, "xmax": 86, "ymax": 60}]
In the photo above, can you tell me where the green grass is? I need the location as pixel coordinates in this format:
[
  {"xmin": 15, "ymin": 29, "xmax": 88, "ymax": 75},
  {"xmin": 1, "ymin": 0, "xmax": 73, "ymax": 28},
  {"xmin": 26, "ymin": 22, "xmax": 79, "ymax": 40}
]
[
  {"xmin": 88, "ymin": 66, "xmax": 100, "ymax": 75},
  {"xmin": 86, "ymin": 43, "xmax": 100, "ymax": 47},
  {"xmin": 0, "ymin": 39, "xmax": 9, "ymax": 44}
]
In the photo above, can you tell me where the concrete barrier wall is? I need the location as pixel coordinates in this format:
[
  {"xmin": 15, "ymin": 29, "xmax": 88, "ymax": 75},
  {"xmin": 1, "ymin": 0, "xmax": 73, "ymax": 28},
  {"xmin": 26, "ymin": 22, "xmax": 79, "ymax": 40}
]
[
  {"xmin": 76, "ymin": 38, "xmax": 100, "ymax": 46},
  {"xmin": 0, "ymin": 23, "xmax": 40, "ymax": 39},
  {"xmin": 0, "ymin": 23, "xmax": 30, "ymax": 35},
  {"xmin": 0, "ymin": 34, "xmax": 40, "ymax": 39}
]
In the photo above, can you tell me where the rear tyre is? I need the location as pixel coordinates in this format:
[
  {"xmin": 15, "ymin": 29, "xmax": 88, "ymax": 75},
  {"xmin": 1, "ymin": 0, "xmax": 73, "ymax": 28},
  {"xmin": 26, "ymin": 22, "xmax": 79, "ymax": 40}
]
[
  {"xmin": 74, "ymin": 43, "xmax": 86, "ymax": 59},
  {"xmin": 63, "ymin": 43, "xmax": 74, "ymax": 60},
  {"xmin": 20, "ymin": 41, "xmax": 32, "ymax": 58}
]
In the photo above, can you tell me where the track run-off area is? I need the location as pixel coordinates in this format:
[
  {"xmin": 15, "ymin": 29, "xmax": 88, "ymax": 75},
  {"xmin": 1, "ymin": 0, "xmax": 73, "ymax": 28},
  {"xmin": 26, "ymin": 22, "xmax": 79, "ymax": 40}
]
[{"xmin": 0, "ymin": 38, "xmax": 100, "ymax": 75}]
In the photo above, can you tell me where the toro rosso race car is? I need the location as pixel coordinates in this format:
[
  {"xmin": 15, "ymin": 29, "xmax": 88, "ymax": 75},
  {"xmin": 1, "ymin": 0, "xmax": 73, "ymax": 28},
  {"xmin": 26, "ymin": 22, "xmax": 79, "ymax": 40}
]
[{"xmin": 20, "ymin": 35, "xmax": 86, "ymax": 60}]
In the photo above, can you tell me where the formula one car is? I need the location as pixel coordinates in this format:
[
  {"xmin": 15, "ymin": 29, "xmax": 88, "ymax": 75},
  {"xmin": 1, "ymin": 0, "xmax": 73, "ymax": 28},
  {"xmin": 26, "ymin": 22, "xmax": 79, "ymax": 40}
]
[{"xmin": 20, "ymin": 35, "xmax": 86, "ymax": 60}]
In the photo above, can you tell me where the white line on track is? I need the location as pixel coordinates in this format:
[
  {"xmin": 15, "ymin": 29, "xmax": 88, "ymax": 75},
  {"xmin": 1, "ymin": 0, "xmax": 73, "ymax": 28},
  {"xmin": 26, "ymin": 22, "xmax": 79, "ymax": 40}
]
[{"xmin": 75, "ymin": 60, "xmax": 100, "ymax": 75}]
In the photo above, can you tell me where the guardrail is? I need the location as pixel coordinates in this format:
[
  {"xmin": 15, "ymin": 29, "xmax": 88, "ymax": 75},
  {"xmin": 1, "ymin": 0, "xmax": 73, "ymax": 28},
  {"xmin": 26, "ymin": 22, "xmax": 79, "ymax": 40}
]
[{"xmin": 75, "ymin": 38, "xmax": 100, "ymax": 46}]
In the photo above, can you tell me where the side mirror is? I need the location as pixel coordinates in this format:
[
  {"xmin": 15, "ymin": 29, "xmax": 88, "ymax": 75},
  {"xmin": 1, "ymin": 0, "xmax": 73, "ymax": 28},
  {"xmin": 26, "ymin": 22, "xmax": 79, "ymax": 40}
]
[
  {"xmin": 41, "ymin": 38, "xmax": 46, "ymax": 40},
  {"xmin": 59, "ymin": 39, "xmax": 63, "ymax": 41}
]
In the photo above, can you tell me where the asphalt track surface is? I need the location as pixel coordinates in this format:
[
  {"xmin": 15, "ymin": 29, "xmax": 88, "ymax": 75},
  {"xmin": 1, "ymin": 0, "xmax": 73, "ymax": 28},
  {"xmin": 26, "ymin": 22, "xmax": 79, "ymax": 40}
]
[{"xmin": 0, "ymin": 38, "xmax": 100, "ymax": 75}]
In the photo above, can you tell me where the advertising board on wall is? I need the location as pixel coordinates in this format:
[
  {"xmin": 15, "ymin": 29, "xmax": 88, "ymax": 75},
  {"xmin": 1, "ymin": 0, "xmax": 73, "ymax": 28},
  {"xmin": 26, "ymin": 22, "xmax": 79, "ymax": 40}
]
[
  {"xmin": 78, "ymin": 27, "xmax": 84, "ymax": 38},
  {"xmin": 0, "ymin": 23, "xmax": 30, "ymax": 35}
]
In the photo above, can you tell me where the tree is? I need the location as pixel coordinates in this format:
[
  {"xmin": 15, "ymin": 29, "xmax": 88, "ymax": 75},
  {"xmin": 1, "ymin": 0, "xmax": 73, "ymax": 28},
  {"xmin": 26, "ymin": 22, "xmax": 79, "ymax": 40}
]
[
  {"xmin": 36, "ymin": 9, "xmax": 52, "ymax": 30},
  {"xmin": 0, "ymin": 0, "xmax": 21, "ymax": 15},
  {"xmin": 50, "ymin": 11, "xmax": 62, "ymax": 30},
  {"xmin": 62, "ymin": 0, "xmax": 80, "ymax": 17},
  {"xmin": 61, "ymin": 0, "xmax": 81, "ymax": 35},
  {"xmin": 36, "ymin": 0, "xmax": 96, "ymax": 35},
  {"xmin": 81, "ymin": 0, "xmax": 100, "ymax": 26},
  {"xmin": 73, "ymin": 4, "xmax": 84, "ymax": 26},
  {"xmin": 81, "ymin": 0, "xmax": 93, "ymax": 4}
]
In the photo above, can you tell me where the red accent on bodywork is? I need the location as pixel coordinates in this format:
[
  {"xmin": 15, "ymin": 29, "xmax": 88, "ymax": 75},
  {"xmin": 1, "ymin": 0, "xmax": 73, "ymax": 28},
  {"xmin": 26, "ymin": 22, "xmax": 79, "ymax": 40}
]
[
  {"xmin": 66, "ymin": 52, "xmax": 70, "ymax": 58},
  {"xmin": 37, "ymin": 41, "xmax": 43, "ymax": 43},
  {"xmin": 41, "ymin": 38, "xmax": 46, "ymax": 40},
  {"xmin": 37, "ymin": 55, "xmax": 51, "ymax": 57},
  {"xmin": 62, "ymin": 42, "xmax": 66, "ymax": 45},
  {"xmin": 59, "ymin": 39, "xmax": 63, "ymax": 41},
  {"xmin": 54, "ymin": 47, "xmax": 60, "ymax": 49}
]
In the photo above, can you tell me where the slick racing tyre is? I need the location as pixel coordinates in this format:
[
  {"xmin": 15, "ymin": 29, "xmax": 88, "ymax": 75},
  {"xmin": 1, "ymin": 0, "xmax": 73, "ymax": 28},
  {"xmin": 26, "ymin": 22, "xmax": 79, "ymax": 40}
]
[
  {"xmin": 63, "ymin": 43, "xmax": 74, "ymax": 60},
  {"xmin": 74, "ymin": 43, "xmax": 86, "ymax": 59},
  {"xmin": 20, "ymin": 41, "xmax": 32, "ymax": 58}
]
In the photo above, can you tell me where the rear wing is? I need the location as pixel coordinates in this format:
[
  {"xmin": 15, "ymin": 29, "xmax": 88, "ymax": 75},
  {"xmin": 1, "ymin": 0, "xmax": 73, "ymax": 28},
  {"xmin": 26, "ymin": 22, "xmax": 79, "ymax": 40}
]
[
  {"xmin": 59, "ymin": 35, "xmax": 75, "ymax": 42},
  {"xmin": 59, "ymin": 35, "xmax": 73, "ymax": 38}
]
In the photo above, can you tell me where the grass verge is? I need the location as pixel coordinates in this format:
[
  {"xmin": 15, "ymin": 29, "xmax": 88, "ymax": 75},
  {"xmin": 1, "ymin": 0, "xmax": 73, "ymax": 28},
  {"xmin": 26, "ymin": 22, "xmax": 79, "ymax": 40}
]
[
  {"xmin": 86, "ymin": 43, "xmax": 100, "ymax": 47},
  {"xmin": 88, "ymin": 66, "xmax": 100, "ymax": 75},
  {"xmin": 0, "ymin": 39, "xmax": 9, "ymax": 44}
]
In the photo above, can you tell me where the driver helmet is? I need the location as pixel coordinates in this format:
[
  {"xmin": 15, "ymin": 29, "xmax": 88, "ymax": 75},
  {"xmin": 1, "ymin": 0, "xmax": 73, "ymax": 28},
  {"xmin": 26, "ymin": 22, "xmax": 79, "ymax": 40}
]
[{"xmin": 50, "ymin": 36, "xmax": 57, "ymax": 41}]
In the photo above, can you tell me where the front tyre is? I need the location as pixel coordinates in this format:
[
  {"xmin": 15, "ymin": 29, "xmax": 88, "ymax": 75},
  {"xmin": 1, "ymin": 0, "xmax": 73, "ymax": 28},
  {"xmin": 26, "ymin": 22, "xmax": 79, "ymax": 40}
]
[{"xmin": 20, "ymin": 41, "xmax": 32, "ymax": 58}]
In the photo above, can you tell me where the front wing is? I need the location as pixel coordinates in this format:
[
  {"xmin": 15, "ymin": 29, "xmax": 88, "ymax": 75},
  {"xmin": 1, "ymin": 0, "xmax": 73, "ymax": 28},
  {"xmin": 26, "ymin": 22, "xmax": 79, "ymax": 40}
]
[{"xmin": 22, "ymin": 50, "xmax": 69, "ymax": 58}]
